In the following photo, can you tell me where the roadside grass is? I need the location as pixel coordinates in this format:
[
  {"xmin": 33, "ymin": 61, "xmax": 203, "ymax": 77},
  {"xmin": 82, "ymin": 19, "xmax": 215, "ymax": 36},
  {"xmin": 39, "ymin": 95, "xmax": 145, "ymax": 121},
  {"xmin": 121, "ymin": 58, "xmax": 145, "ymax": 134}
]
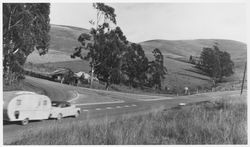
[
  {"xmin": 9, "ymin": 95, "xmax": 247, "ymax": 145},
  {"xmin": 3, "ymin": 81, "xmax": 24, "ymax": 91}
]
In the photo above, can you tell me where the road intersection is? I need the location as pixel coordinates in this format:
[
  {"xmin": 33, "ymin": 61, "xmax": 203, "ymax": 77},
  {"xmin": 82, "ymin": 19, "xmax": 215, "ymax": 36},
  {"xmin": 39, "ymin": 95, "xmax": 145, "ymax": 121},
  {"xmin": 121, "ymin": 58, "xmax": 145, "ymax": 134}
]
[{"xmin": 3, "ymin": 76, "xmax": 246, "ymax": 144}]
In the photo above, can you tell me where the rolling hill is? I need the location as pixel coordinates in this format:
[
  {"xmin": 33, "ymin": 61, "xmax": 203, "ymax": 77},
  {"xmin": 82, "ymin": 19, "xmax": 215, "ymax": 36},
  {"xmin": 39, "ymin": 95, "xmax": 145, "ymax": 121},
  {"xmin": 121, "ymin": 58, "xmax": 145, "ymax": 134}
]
[
  {"xmin": 26, "ymin": 24, "xmax": 247, "ymax": 92},
  {"xmin": 49, "ymin": 24, "xmax": 89, "ymax": 53},
  {"xmin": 140, "ymin": 39, "xmax": 247, "ymax": 59}
]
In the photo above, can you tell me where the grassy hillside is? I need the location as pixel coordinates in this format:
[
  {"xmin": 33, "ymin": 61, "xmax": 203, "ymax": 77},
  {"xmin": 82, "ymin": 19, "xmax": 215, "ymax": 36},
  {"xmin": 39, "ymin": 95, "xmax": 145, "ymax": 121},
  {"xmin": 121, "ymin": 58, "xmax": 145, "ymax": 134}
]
[
  {"xmin": 26, "ymin": 24, "xmax": 247, "ymax": 93},
  {"xmin": 49, "ymin": 24, "xmax": 89, "ymax": 53},
  {"xmin": 140, "ymin": 39, "xmax": 247, "ymax": 60},
  {"xmin": 140, "ymin": 39, "xmax": 247, "ymax": 90}
]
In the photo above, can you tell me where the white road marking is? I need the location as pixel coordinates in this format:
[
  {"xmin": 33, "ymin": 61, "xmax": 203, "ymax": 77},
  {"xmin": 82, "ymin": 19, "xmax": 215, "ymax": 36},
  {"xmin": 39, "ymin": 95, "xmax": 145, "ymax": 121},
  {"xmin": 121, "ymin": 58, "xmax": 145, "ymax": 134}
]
[
  {"xmin": 96, "ymin": 108, "xmax": 101, "ymax": 111},
  {"xmin": 75, "ymin": 100, "xmax": 124, "ymax": 106},
  {"xmin": 67, "ymin": 90, "xmax": 80, "ymax": 102},
  {"xmin": 131, "ymin": 104, "xmax": 137, "ymax": 107},
  {"xmin": 116, "ymin": 106, "xmax": 121, "ymax": 108},
  {"xmin": 140, "ymin": 97, "xmax": 173, "ymax": 101},
  {"xmin": 106, "ymin": 107, "xmax": 113, "ymax": 109},
  {"xmin": 82, "ymin": 109, "xmax": 89, "ymax": 112},
  {"xmin": 124, "ymin": 105, "xmax": 129, "ymax": 107}
]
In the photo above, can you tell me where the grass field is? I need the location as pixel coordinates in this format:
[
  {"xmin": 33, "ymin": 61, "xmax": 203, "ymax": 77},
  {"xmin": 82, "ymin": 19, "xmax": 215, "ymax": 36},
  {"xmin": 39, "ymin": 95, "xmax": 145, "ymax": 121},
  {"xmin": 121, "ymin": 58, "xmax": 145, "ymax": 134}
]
[{"xmin": 9, "ymin": 95, "xmax": 247, "ymax": 145}]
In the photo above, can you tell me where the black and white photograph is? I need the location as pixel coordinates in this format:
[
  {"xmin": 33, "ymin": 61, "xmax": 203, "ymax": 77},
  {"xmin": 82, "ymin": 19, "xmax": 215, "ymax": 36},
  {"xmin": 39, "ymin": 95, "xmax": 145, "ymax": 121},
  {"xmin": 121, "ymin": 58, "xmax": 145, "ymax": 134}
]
[{"xmin": 2, "ymin": 0, "xmax": 248, "ymax": 145}]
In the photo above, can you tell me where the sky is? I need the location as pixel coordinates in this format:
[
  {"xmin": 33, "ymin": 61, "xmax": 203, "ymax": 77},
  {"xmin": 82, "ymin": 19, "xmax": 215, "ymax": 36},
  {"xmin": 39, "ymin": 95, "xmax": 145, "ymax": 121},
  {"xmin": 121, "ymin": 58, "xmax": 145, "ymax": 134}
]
[{"xmin": 50, "ymin": 3, "xmax": 247, "ymax": 43}]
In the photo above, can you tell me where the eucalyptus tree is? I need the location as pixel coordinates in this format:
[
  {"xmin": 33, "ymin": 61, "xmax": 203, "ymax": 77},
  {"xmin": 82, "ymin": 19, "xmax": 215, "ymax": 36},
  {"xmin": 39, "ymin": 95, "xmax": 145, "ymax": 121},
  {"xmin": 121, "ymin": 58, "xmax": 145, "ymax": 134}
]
[
  {"xmin": 148, "ymin": 48, "xmax": 167, "ymax": 90},
  {"xmin": 122, "ymin": 43, "xmax": 149, "ymax": 88},
  {"xmin": 72, "ymin": 3, "xmax": 128, "ymax": 89},
  {"xmin": 3, "ymin": 3, "xmax": 50, "ymax": 84}
]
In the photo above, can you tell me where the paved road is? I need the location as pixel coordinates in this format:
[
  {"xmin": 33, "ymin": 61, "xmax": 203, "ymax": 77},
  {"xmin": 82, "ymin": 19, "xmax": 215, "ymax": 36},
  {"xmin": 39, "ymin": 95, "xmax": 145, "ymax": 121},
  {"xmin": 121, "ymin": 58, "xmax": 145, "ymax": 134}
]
[{"xmin": 3, "ymin": 76, "xmax": 245, "ymax": 144}]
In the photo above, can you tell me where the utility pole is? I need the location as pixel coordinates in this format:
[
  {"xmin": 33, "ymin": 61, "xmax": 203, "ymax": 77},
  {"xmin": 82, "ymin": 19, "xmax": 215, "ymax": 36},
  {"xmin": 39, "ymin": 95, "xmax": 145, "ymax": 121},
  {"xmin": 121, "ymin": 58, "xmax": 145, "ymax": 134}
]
[{"xmin": 241, "ymin": 62, "xmax": 247, "ymax": 95}]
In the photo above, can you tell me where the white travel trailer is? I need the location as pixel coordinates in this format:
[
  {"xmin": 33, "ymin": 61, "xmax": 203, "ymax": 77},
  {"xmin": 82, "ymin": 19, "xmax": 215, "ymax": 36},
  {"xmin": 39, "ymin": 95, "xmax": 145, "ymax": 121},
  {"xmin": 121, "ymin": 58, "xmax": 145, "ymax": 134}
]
[{"xmin": 3, "ymin": 91, "xmax": 52, "ymax": 125}]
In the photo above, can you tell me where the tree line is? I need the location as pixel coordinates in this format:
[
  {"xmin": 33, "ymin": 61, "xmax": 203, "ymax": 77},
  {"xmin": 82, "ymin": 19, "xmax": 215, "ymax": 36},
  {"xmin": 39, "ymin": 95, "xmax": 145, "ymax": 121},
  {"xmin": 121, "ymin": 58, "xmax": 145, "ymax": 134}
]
[{"xmin": 71, "ymin": 3, "xmax": 167, "ymax": 90}]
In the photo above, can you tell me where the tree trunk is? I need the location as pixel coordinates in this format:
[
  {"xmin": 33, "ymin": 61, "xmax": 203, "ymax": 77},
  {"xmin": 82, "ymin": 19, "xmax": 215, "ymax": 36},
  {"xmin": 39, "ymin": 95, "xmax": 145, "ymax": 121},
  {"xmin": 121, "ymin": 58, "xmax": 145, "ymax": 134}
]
[
  {"xmin": 61, "ymin": 77, "xmax": 65, "ymax": 84},
  {"xmin": 90, "ymin": 64, "xmax": 94, "ymax": 88},
  {"xmin": 105, "ymin": 81, "xmax": 110, "ymax": 90}
]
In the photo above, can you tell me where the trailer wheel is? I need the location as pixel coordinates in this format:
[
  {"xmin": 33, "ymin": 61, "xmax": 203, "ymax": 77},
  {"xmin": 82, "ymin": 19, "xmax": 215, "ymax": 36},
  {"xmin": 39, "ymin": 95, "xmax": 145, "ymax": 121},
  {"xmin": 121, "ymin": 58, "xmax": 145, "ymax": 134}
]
[
  {"xmin": 57, "ymin": 113, "xmax": 63, "ymax": 120},
  {"xmin": 75, "ymin": 111, "xmax": 80, "ymax": 118},
  {"xmin": 21, "ymin": 118, "xmax": 29, "ymax": 125}
]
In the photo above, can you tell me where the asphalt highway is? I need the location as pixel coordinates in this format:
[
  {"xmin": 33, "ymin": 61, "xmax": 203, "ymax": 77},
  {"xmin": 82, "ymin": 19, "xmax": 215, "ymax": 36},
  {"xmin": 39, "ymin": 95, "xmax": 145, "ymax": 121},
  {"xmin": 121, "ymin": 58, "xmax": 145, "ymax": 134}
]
[{"xmin": 3, "ymin": 76, "xmax": 245, "ymax": 144}]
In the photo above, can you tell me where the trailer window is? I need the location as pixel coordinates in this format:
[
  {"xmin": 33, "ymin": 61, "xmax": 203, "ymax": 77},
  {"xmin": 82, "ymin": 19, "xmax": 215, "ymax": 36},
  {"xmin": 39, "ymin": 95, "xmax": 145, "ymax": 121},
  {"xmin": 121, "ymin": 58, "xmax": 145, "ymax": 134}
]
[
  {"xmin": 43, "ymin": 100, "xmax": 47, "ymax": 106},
  {"xmin": 16, "ymin": 100, "xmax": 21, "ymax": 106}
]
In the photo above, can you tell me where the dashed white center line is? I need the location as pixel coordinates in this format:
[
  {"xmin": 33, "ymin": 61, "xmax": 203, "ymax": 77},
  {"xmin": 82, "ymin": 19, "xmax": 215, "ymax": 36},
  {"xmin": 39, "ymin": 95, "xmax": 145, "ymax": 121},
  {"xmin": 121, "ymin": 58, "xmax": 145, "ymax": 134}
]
[
  {"xmin": 92, "ymin": 104, "xmax": 137, "ymax": 111},
  {"xmin": 82, "ymin": 109, "xmax": 89, "ymax": 112}
]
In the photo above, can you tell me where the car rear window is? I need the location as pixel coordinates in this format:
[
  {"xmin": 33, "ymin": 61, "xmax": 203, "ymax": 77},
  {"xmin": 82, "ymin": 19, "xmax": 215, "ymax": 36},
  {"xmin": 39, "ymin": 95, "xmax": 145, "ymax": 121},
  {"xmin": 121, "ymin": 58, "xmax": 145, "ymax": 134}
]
[
  {"xmin": 52, "ymin": 102, "xmax": 60, "ymax": 107},
  {"xmin": 52, "ymin": 102, "xmax": 70, "ymax": 107}
]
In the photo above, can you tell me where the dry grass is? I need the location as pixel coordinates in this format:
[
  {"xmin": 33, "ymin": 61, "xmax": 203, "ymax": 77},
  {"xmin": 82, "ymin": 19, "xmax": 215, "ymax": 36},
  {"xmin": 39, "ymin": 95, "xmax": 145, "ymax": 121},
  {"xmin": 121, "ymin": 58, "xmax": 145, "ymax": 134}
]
[
  {"xmin": 3, "ymin": 82, "xmax": 23, "ymax": 91},
  {"xmin": 9, "ymin": 95, "xmax": 247, "ymax": 145}
]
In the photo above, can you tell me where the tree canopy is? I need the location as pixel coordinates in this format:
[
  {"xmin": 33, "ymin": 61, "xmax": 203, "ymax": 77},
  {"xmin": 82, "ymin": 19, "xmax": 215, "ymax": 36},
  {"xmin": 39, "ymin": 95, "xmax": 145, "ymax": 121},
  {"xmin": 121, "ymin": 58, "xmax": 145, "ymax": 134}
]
[
  {"xmin": 72, "ymin": 3, "xmax": 168, "ymax": 90},
  {"xmin": 3, "ymin": 3, "xmax": 50, "ymax": 84},
  {"xmin": 148, "ymin": 48, "xmax": 167, "ymax": 90},
  {"xmin": 122, "ymin": 43, "xmax": 149, "ymax": 88},
  {"xmin": 198, "ymin": 45, "xmax": 234, "ymax": 84}
]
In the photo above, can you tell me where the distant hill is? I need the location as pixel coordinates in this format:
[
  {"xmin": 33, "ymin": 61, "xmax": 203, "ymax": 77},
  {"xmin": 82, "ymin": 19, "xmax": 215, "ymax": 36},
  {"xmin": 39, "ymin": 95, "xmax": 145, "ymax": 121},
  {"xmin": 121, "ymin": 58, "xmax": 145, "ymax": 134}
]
[
  {"xmin": 47, "ymin": 24, "xmax": 248, "ymax": 61},
  {"xmin": 26, "ymin": 24, "xmax": 247, "ymax": 92},
  {"xmin": 49, "ymin": 24, "xmax": 89, "ymax": 53},
  {"xmin": 49, "ymin": 24, "xmax": 247, "ymax": 63},
  {"xmin": 140, "ymin": 39, "xmax": 247, "ymax": 60}
]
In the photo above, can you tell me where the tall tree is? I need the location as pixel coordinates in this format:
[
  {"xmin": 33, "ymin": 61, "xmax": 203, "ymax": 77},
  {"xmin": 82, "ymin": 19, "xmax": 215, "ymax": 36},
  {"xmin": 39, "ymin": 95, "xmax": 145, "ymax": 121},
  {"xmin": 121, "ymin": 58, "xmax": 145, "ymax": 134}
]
[
  {"xmin": 148, "ymin": 48, "xmax": 167, "ymax": 90},
  {"xmin": 92, "ymin": 26, "xmax": 128, "ymax": 89},
  {"xmin": 89, "ymin": 3, "xmax": 117, "ymax": 87},
  {"xmin": 122, "ymin": 43, "xmax": 149, "ymax": 88},
  {"xmin": 219, "ymin": 51, "xmax": 234, "ymax": 77},
  {"xmin": 199, "ymin": 45, "xmax": 234, "ymax": 84},
  {"xmin": 3, "ymin": 3, "xmax": 50, "ymax": 84},
  {"xmin": 72, "ymin": 3, "xmax": 128, "ymax": 90}
]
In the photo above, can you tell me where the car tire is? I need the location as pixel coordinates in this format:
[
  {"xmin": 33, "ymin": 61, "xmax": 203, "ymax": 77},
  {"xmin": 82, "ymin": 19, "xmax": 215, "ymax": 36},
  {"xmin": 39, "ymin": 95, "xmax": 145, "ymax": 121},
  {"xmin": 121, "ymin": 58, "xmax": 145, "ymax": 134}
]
[
  {"xmin": 75, "ymin": 111, "xmax": 80, "ymax": 118},
  {"xmin": 57, "ymin": 113, "xmax": 63, "ymax": 120},
  {"xmin": 21, "ymin": 118, "xmax": 29, "ymax": 125}
]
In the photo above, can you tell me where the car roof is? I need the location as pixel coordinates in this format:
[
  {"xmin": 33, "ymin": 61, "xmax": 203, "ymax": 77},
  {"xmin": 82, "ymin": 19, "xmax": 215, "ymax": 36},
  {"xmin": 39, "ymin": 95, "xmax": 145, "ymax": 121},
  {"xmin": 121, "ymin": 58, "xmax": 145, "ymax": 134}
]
[{"xmin": 52, "ymin": 101, "xmax": 71, "ymax": 105}]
